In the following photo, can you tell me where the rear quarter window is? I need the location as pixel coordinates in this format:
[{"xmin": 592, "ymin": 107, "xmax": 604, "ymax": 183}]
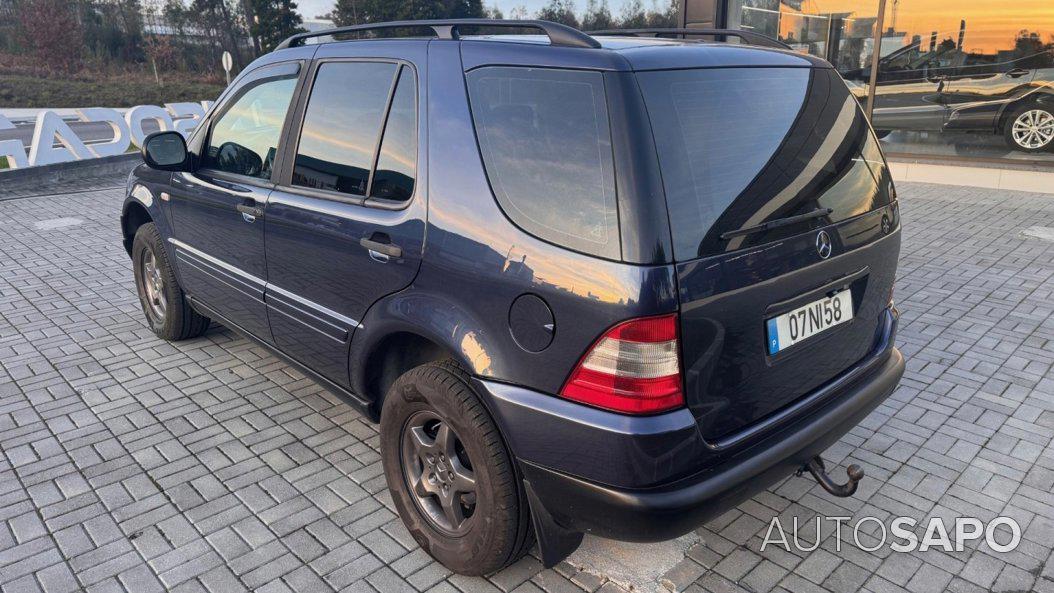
[{"xmin": 466, "ymin": 67, "xmax": 620, "ymax": 259}]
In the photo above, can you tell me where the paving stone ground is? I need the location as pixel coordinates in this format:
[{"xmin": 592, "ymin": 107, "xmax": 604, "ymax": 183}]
[{"xmin": 2, "ymin": 177, "xmax": 1054, "ymax": 593}]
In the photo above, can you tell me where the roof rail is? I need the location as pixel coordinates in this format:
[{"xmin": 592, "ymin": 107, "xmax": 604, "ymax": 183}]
[
  {"xmin": 589, "ymin": 28, "xmax": 791, "ymax": 50},
  {"xmin": 275, "ymin": 19, "xmax": 601, "ymax": 50}
]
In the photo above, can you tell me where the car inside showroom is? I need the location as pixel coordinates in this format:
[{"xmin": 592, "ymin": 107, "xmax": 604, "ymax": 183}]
[{"xmin": 684, "ymin": 0, "xmax": 1054, "ymax": 164}]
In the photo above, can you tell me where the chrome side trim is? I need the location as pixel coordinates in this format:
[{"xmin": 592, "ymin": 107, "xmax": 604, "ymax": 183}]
[
  {"xmin": 266, "ymin": 302, "xmax": 347, "ymax": 344},
  {"xmin": 169, "ymin": 237, "xmax": 361, "ymax": 331},
  {"xmin": 168, "ymin": 237, "xmax": 265, "ymax": 286},
  {"xmin": 267, "ymin": 283, "xmax": 361, "ymax": 330},
  {"xmin": 176, "ymin": 254, "xmax": 262, "ymax": 302}
]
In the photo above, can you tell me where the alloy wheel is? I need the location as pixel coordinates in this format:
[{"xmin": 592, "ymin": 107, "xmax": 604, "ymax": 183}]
[
  {"xmin": 1011, "ymin": 109, "xmax": 1054, "ymax": 150},
  {"xmin": 140, "ymin": 248, "xmax": 167, "ymax": 321},
  {"xmin": 400, "ymin": 411, "xmax": 478, "ymax": 535}
]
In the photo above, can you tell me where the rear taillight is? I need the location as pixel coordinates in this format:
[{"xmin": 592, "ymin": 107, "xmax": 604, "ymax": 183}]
[{"xmin": 560, "ymin": 314, "xmax": 684, "ymax": 415}]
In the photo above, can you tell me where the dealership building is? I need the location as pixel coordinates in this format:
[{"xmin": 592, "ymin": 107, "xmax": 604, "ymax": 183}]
[{"xmin": 680, "ymin": 0, "xmax": 1054, "ymax": 166}]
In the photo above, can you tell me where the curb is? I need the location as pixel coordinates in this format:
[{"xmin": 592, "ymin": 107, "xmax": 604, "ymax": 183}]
[{"xmin": 0, "ymin": 153, "xmax": 140, "ymax": 193}]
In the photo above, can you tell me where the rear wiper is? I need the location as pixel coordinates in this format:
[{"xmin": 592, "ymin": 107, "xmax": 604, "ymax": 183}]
[{"xmin": 720, "ymin": 208, "xmax": 833, "ymax": 240}]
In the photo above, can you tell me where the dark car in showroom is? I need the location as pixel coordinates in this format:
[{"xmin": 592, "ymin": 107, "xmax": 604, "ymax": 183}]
[
  {"xmin": 120, "ymin": 20, "xmax": 905, "ymax": 575},
  {"xmin": 846, "ymin": 36, "xmax": 1054, "ymax": 152}
]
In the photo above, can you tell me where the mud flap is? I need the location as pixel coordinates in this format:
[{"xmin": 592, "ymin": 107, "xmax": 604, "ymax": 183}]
[{"xmin": 524, "ymin": 480, "xmax": 584, "ymax": 567}]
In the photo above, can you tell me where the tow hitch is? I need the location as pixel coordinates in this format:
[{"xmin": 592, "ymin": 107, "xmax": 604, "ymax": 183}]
[{"xmin": 799, "ymin": 456, "xmax": 864, "ymax": 497}]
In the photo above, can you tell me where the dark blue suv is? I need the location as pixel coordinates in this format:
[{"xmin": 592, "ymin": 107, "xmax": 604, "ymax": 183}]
[{"xmin": 121, "ymin": 20, "xmax": 905, "ymax": 576}]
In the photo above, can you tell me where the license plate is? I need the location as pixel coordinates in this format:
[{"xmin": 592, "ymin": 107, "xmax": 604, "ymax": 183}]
[{"xmin": 767, "ymin": 291, "xmax": 853, "ymax": 355}]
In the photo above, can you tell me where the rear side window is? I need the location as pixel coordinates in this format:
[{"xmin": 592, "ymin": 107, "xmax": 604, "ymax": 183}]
[
  {"xmin": 637, "ymin": 67, "xmax": 891, "ymax": 260},
  {"xmin": 292, "ymin": 62, "xmax": 397, "ymax": 196},
  {"xmin": 370, "ymin": 67, "xmax": 417, "ymax": 202},
  {"xmin": 467, "ymin": 67, "xmax": 619, "ymax": 259}
]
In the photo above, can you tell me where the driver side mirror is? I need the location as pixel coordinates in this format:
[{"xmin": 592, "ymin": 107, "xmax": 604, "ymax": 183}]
[{"xmin": 142, "ymin": 131, "xmax": 188, "ymax": 171}]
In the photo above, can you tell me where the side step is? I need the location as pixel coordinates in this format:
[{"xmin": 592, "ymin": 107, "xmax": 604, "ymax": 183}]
[{"xmin": 800, "ymin": 456, "xmax": 864, "ymax": 497}]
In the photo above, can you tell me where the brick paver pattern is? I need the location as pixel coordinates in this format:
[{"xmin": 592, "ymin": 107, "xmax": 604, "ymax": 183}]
[{"xmin": 1, "ymin": 179, "xmax": 1053, "ymax": 593}]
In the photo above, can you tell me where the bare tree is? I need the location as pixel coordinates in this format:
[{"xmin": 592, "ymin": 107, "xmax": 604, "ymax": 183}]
[
  {"xmin": 581, "ymin": 0, "xmax": 613, "ymax": 30},
  {"xmin": 484, "ymin": 3, "xmax": 503, "ymax": 19},
  {"xmin": 644, "ymin": 0, "xmax": 677, "ymax": 27},
  {"xmin": 17, "ymin": 0, "xmax": 83, "ymax": 72},
  {"xmin": 537, "ymin": 0, "xmax": 578, "ymax": 28},
  {"xmin": 617, "ymin": 0, "xmax": 646, "ymax": 28}
]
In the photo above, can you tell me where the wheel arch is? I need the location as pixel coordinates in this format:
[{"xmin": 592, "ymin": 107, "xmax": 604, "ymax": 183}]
[
  {"xmin": 350, "ymin": 292, "xmax": 505, "ymax": 417},
  {"xmin": 121, "ymin": 200, "xmax": 152, "ymax": 255},
  {"xmin": 997, "ymin": 89, "xmax": 1054, "ymax": 134},
  {"xmin": 121, "ymin": 170, "xmax": 174, "ymax": 257},
  {"xmin": 359, "ymin": 331, "xmax": 462, "ymax": 416}
]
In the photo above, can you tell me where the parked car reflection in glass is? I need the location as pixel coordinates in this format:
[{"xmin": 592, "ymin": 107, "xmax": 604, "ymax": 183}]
[{"xmin": 845, "ymin": 31, "xmax": 1054, "ymax": 153}]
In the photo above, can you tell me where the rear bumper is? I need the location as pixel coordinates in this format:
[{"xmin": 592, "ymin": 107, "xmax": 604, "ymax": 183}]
[
  {"xmin": 523, "ymin": 347, "xmax": 902, "ymax": 541},
  {"xmin": 477, "ymin": 310, "xmax": 903, "ymax": 541}
]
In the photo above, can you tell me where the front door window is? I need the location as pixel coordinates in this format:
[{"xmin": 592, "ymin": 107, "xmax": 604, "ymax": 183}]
[{"xmin": 202, "ymin": 76, "xmax": 298, "ymax": 179}]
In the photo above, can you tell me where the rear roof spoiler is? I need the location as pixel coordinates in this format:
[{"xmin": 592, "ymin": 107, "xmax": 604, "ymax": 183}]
[{"xmin": 589, "ymin": 28, "xmax": 791, "ymax": 50}]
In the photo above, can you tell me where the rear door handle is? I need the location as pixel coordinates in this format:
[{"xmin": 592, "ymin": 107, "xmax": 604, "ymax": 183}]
[{"xmin": 360, "ymin": 237, "xmax": 402, "ymax": 259}]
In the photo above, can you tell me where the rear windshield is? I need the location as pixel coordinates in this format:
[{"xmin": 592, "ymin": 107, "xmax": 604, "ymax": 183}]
[{"xmin": 637, "ymin": 67, "xmax": 892, "ymax": 260}]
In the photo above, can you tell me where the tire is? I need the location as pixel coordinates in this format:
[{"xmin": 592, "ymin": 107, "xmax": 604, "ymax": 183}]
[
  {"xmin": 131, "ymin": 222, "xmax": 210, "ymax": 341},
  {"xmin": 380, "ymin": 361, "xmax": 533, "ymax": 576},
  {"xmin": 1003, "ymin": 103, "xmax": 1054, "ymax": 153},
  {"xmin": 874, "ymin": 129, "xmax": 892, "ymax": 139}
]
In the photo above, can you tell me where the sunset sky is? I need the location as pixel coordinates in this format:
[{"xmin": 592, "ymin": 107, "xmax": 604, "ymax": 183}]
[
  {"xmin": 295, "ymin": 0, "xmax": 1054, "ymax": 55},
  {"xmin": 803, "ymin": 0, "xmax": 1054, "ymax": 53}
]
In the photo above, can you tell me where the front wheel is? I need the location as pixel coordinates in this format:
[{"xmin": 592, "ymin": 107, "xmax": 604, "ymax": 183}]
[
  {"xmin": 131, "ymin": 223, "xmax": 210, "ymax": 340},
  {"xmin": 1004, "ymin": 104, "xmax": 1054, "ymax": 153},
  {"xmin": 380, "ymin": 362, "xmax": 533, "ymax": 576}
]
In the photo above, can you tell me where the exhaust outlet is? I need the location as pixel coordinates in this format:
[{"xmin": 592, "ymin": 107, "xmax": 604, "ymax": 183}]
[{"xmin": 799, "ymin": 456, "xmax": 864, "ymax": 497}]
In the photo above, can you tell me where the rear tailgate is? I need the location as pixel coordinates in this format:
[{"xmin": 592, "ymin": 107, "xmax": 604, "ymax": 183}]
[{"xmin": 637, "ymin": 65, "xmax": 900, "ymax": 442}]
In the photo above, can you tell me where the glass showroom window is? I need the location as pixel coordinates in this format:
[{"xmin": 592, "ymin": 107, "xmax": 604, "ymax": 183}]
[
  {"xmin": 725, "ymin": 0, "xmax": 1054, "ymax": 163},
  {"xmin": 726, "ymin": 0, "xmax": 880, "ymax": 71}
]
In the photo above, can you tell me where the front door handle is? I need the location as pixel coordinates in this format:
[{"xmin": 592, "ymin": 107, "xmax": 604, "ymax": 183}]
[
  {"xmin": 236, "ymin": 203, "xmax": 264, "ymax": 220},
  {"xmin": 360, "ymin": 236, "xmax": 402, "ymax": 259},
  {"xmin": 1006, "ymin": 68, "xmax": 1030, "ymax": 78}
]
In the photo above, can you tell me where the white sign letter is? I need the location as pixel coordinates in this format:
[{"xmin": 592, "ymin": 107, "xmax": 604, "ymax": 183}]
[
  {"xmin": 76, "ymin": 108, "xmax": 131, "ymax": 158},
  {"xmin": 29, "ymin": 111, "xmax": 91, "ymax": 166},
  {"xmin": 125, "ymin": 105, "xmax": 174, "ymax": 148},
  {"xmin": 0, "ymin": 114, "xmax": 29, "ymax": 169},
  {"xmin": 166, "ymin": 102, "xmax": 206, "ymax": 138}
]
